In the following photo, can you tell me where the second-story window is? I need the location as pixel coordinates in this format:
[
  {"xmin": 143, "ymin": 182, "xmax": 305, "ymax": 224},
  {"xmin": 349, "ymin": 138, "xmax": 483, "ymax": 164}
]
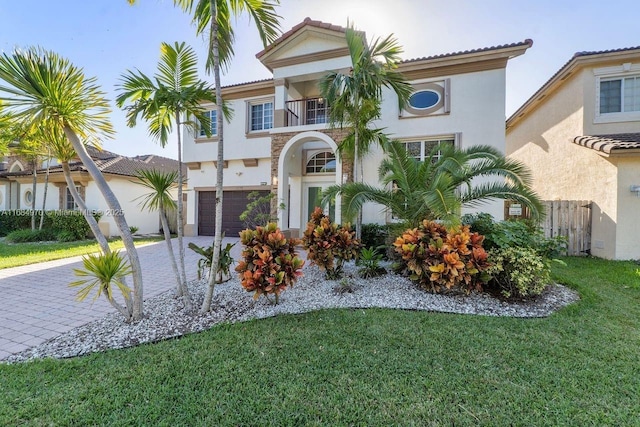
[
  {"xmin": 250, "ymin": 101, "xmax": 273, "ymax": 131},
  {"xmin": 600, "ymin": 76, "xmax": 640, "ymax": 114},
  {"xmin": 199, "ymin": 110, "xmax": 217, "ymax": 137}
]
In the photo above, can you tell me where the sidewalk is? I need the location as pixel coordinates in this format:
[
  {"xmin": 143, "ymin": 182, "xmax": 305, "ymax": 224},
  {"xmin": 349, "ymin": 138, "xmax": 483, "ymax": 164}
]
[{"xmin": 0, "ymin": 236, "xmax": 233, "ymax": 360}]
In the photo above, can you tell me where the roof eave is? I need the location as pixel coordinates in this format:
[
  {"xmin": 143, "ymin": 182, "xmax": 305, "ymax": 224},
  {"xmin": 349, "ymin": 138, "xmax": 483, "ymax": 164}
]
[{"xmin": 507, "ymin": 49, "xmax": 640, "ymax": 131}]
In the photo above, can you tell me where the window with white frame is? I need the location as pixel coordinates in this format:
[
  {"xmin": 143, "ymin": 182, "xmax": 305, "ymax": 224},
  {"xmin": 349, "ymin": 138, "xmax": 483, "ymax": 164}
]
[
  {"xmin": 600, "ymin": 75, "xmax": 640, "ymax": 114},
  {"xmin": 305, "ymin": 151, "xmax": 336, "ymax": 174},
  {"xmin": 66, "ymin": 186, "xmax": 80, "ymax": 210},
  {"xmin": 402, "ymin": 137, "xmax": 455, "ymax": 163},
  {"xmin": 250, "ymin": 101, "xmax": 273, "ymax": 131},
  {"xmin": 199, "ymin": 109, "xmax": 217, "ymax": 137}
]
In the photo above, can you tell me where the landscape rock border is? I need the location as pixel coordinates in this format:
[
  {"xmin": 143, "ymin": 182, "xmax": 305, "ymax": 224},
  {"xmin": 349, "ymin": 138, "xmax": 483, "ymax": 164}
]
[{"xmin": 2, "ymin": 263, "xmax": 579, "ymax": 363}]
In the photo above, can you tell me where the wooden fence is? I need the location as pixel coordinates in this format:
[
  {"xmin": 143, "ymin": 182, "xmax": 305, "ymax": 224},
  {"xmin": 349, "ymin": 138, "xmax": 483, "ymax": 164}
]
[{"xmin": 541, "ymin": 200, "xmax": 592, "ymax": 256}]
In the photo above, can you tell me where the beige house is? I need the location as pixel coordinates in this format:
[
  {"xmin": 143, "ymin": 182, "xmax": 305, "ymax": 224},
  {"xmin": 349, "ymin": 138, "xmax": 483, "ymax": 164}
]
[{"xmin": 506, "ymin": 46, "xmax": 640, "ymax": 260}]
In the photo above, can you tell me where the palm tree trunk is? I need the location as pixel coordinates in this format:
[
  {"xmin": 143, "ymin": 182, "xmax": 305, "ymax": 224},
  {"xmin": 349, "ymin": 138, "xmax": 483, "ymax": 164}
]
[
  {"xmin": 39, "ymin": 150, "xmax": 50, "ymax": 230},
  {"xmin": 202, "ymin": 0, "xmax": 223, "ymax": 313},
  {"xmin": 31, "ymin": 158, "xmax": 37, "ymax": 230},
  {"xmin": 63, "ymin": 126, "xmax": 144, "ymax": 321},
  {"xmin": 354, "ymin": 122, "xmax": 362, "ymax": 239},
  {"xmin": 63, "ymin": 161, "xmax": 134, "ymax": 321},
  {"xmin": 159, "ymin": 200, "xmax": 190, "ymax": 309},
  {"xmin": 174, "ymin": 111, "xmax": 191, "ymax": 307},
  {"xmin": 61, "ymin": 161, "xmax": 111, "ymax": 254}
]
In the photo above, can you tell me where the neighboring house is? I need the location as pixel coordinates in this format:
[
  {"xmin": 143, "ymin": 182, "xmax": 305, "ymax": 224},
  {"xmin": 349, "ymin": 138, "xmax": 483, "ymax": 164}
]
[
  {"xmin": 506, "ymin": 46, "xmax": 640, "ymax": 260},
  {"xmin": 183, "ymin": 18, "xmax": 531, "ymax": 237},
  {"xmin": 0, "ymin": 148, "xmax": 183, "ymax": 237}
]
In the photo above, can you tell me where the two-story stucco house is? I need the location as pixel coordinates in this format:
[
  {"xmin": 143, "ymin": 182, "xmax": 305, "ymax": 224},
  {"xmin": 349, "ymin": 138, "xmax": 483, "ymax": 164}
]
[
  {"xmin": 506, "ymin": 46, "xmax": 640, "ymax": 260},
  {"xmin": 184, "ymin": 18, "xmax": 531, "ymax": 238}
]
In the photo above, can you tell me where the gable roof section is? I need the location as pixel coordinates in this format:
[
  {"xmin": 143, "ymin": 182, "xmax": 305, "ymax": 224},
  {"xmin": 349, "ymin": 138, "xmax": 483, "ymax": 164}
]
[
  {"xmin": 573, "ymin": 133, "xmax": 640, "ymax": 155},
  {"xmin": 256, "ymin": 18, "xmax": 350, "ymax": 72},
  {"xmin": 507, "ymin": 46, "xmax": 640, "ymax": 130}
]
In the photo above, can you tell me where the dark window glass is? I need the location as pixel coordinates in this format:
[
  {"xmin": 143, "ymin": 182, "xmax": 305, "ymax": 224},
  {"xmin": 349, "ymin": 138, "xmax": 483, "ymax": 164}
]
[{"xmin": 409, "ymin": 90, "xmax": 440, "ymax": 109}]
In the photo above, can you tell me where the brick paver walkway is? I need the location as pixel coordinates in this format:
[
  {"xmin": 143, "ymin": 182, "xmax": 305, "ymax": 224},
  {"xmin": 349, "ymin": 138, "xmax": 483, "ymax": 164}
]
[{"xmin": 0, "ymin": 236, "xmax": 238, "ymax": 360}]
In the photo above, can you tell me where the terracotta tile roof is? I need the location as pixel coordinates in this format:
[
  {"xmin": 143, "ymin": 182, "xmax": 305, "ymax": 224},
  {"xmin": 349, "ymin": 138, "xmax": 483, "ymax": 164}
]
[
  {"xmin": 402, "ymin": 39, "xmax": 533, "ymax": 64},
  {"xmin": 0, "ymin": 148, "xmax": 184, "ymax": 178},
  {"xmin": 256, "ymin": 17, "xmax": 348, "ymax": 59},
  {"xmin": 573, "ymin": 133, "xmax": 640, "ymax": 154}
]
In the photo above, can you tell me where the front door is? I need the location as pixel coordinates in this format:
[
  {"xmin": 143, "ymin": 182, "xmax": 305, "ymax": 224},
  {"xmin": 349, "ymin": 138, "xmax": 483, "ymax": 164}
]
[{"xmin": 303, "ymin": 182, "xmax": 335, "ymax": 225}]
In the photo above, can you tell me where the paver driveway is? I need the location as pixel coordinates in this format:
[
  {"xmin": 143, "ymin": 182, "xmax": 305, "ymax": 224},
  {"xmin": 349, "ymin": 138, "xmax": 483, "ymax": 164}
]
[{"xmin": 0, "ymin": 236, "xmax": 240, "ymax": 360}]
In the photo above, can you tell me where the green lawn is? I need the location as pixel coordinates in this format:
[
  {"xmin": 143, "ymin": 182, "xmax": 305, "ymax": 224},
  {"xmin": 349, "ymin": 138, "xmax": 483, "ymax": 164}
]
[
  {"xmin": 1, "ymin": 257, "xmax": 639, "ymax": 425},
  {"xmin": 0, "ymin": 237, "xmax": 163, "ymax": 269}
]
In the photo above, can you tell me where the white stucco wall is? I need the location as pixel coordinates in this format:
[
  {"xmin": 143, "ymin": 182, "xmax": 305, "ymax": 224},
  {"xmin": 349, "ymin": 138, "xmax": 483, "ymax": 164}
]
[{"xmin": 358, "ymin": 68, "xmax": 509, "ymax": 224}]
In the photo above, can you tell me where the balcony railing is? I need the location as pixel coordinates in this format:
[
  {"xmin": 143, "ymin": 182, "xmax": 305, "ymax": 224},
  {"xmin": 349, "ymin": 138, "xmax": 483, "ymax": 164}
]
[{"xmin": 284, "ymin": 97, "xmax": 330, "ymax": 127}]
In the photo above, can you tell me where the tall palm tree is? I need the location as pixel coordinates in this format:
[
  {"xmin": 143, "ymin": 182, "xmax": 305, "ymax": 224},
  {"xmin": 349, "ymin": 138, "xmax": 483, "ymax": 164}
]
[
  {"xmin": 173, "ymin": 0, "xmax": 281, "ymax": 313},
  {"xmin": 46, "ymin": 128, "xmax": 112, "ymax": 255},
  {"xmin": 133, "ymin": 169, "xmax": 184, "ymax": 305},
  {"xmin": 0, "ymin": 47, "xmax": 145, "ymax": 321},
  {"xmin": 325, "ymin": 139, "xmax": 543, "ymax": 229},
  {"xmin": 116, "ymin": 41, "xmax": 217, "ymax": 309},
  {"xmin": 319, "ymin": 22, "xmax": 412, "ymax": 238}
]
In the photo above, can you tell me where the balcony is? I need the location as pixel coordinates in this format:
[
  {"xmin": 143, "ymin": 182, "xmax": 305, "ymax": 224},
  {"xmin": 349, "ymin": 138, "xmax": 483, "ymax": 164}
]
[{"xmin": 284, "ymin": 97, "xmax": 329, "ymax": 127}]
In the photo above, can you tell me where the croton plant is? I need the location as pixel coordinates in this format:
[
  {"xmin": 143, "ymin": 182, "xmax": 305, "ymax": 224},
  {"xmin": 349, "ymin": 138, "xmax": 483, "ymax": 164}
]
[
  {"xmin": 236, "ymin": 223, "xmax": 305, "ymax": 304},
  {"xmin": 393, "ymin": 219, "xmax": 490, "ymax": 293}
]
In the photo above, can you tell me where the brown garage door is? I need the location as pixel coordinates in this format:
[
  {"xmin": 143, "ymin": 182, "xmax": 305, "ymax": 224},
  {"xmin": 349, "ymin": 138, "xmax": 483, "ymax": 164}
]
[{"xmin": 198, "ymin": 190, "xmax": 270, "ymax": 237}]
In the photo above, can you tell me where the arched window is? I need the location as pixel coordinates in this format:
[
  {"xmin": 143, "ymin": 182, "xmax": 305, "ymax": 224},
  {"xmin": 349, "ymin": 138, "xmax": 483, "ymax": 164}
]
[{"xmin": 306, "ymin": 151, "xmax": 336, "ymax": 174}]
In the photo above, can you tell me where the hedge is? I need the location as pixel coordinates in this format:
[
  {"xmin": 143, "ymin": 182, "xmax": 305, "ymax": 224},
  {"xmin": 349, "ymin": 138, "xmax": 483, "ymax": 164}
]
[{"xmin": 0, "ymin": 210, "xmax": 102, "ymax": 239}]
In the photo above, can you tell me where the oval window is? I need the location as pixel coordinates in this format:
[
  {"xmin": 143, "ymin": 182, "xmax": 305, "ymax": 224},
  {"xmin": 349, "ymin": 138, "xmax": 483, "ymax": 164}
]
[
  {"xmin": 409, "ymin": 90, "xmax": 440, "ymax": 109},
  {"xmin": 24, "ymin": 190, "xmax": 33, "ymax": 205}
]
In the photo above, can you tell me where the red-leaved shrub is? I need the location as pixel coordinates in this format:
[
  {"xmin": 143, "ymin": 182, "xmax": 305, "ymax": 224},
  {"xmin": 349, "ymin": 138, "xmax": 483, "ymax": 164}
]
[
  {"xmin": 302, "ymin": 207, "xmax": 361, "ymax": 279},
  {"xmin": 236, "ymin": 223, "xmax": 305, "ymax": 304},
  {"xmin": 393, "ymin": 220, "xmax": 489, "ymax": 293}
]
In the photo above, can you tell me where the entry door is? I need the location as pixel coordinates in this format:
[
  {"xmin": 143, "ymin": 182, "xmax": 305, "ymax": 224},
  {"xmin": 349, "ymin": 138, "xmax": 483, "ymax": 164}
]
[{"xmin": 303, "ymin": 183, "xmax": 335, "ymax": 224}]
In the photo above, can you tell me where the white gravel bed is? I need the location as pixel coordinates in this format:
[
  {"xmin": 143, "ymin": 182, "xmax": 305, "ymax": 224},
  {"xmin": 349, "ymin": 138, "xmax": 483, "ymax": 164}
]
[{"xmin": 3, "ymin": 263, "xmax": 579, "ymax": 363}]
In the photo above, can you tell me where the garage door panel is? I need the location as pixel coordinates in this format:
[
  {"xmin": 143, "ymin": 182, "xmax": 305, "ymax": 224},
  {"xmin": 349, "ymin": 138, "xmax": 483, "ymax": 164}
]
[{"xmin": 198, "ymin": 190, "xmax": 270, "ymax": 237}]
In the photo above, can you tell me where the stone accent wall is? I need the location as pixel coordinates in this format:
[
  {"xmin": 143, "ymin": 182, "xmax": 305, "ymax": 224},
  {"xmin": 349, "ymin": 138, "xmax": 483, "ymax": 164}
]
[
  {"xmin": 269, "ymin": 128, "xmax": 354, "ymax": 217},
  {"xmin": 270, "ymin": 128, "xmax": 354, "ymax": 185}
]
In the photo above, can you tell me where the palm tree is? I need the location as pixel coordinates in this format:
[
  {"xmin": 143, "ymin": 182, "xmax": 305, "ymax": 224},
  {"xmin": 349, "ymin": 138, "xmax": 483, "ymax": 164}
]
[
  {"xmin": 133, "ymin": 169, "xmax": 185, "ymax": 305},
  {"xmin": 325, "ymin": 139, "xmax": 543, "ymax": 229},
  {"xmin": 117, "ymin": 41, "xmax": 217, "ymax": 309},
  {"xmin": 173, "ymin": 0, "xmax": 281, "ymax": 313},
  {"xmin": 46, "ymin": 127, "xmax": 112, "ymax": 254},
  {"xmin": 0, "ymin": 47, "xmax": 145, "ymax": 321},
  {"xmin": 319, "ymin": 22, "xmax": 412, "ymax": 238},
  {"xmin": 70, "ymin": 250, "xmax": 133, "ymax": 320}
]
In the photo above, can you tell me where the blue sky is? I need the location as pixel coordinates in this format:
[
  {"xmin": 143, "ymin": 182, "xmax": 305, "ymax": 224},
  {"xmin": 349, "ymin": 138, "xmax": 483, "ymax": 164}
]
[{"xmin": 1, "ymin": 0, "xmax": 639, "ymax": 159}]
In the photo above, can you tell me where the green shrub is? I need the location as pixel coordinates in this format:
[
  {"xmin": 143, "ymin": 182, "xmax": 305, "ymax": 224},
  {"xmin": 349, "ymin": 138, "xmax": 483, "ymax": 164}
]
[
  {"xmin": 357, "ymin": 247, "xmax": 386, "ymax": 279},
  {"xmin": 393, "ymin": 220, "xmax": 490, "ymax": 294},
  {"xmin": 236, "ymin": 223, "xmax": 305, "ymax": 304},
  {"xmin": 48, "ymin": 210, "xmax": 102, "ymax": 240},
  {"xmin": 0, "ymin": 210, "xmax": 50, "ymax": 236},
  {"xmin": 188, "ymin": 241, "xmax": 236, "ymax": 282},
  {"xmin": 239, "ymin": 191, "xmax": 278, "ymax": 229},
  {"xmin": 56, "ymin": 230, "xmax": 78, "ymax": 242},
  {"xmin": 486, "ymin": 247, "xmax": 550, "ymax": 298},
  {"xmin": 302, "ymin": 207, "xmax": 361, "ymax": 280},
  {"xmin": 5, "ymin": 228, "xmax": 57, "ymax": 243},
  {"xmin": 361, "ymin": 223, "xmax": 388, "ymax": 251},
  {"xmin": 129, "ymin": 226, "xmax": 139, "ymax": 234},
  {"xmin": 462, "ymin": 213, "xmax": 567, "ymax": 258}
]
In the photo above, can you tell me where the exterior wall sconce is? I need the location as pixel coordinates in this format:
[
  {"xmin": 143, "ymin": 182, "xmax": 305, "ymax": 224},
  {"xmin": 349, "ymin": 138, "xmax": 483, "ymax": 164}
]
[{"xmin": 272, "ymin": 176, "xmax": 278, "ymax": 186}]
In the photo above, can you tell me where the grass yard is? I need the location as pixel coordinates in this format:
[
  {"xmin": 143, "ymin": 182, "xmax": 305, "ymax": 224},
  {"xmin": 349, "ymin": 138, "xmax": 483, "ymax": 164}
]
[
  {"xmin": 1, "ymin": 257, "xmax": 639, "ymax": 425},
  {"xmin": 0, "ymin": 236, "xmax": 164, "ymax": 269}
]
